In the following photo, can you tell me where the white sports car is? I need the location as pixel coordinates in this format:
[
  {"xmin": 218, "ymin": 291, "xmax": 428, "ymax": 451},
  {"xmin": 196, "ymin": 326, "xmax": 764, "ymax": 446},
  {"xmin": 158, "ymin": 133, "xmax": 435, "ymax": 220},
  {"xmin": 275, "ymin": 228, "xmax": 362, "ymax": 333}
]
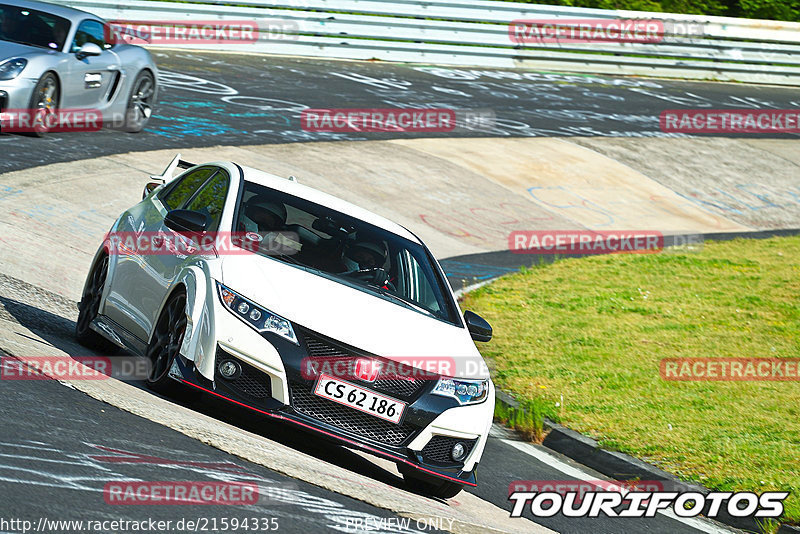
[{"xmin": 76, "ymin": 155, "xmax": 495, "ymax": 498}]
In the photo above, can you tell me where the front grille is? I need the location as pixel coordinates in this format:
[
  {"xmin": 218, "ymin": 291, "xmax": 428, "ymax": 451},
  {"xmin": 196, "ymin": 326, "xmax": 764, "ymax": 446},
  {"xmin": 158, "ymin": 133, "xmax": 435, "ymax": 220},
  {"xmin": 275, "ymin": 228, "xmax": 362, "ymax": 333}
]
[
  {"xmin": 305, "ymin": 335, "xmax": 343, "ymax": 357},
  {"xmin": 216, "ymin": 351, "xmax": 272, "ymax": 400},
  {"xmin": 303, "ymin": 332, "xmax": 431, "ymax": 400},
  {"xmin": 421, "ymin": 436, "xmax": 478, "ymax": 464},
  {"xmin": 290, "ymin": 381, "xmax": 416, "ymax": 446},
  {"xmin": 373, "ymin": 377, "xmax": 425, "ymax": 398}
]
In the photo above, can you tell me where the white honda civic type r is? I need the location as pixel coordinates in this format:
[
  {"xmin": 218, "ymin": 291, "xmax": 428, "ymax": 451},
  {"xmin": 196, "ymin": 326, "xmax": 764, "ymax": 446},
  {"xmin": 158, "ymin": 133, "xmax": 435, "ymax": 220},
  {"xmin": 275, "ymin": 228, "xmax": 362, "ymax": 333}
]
[{"xmin": 76, "ymin": 155, "xmax": 495, "ymax": 498}]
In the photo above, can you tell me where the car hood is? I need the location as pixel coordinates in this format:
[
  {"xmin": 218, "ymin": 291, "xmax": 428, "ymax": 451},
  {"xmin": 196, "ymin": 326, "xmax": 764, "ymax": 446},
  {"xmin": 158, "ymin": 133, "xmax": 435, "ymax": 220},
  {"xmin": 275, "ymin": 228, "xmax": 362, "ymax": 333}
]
[
  {"xmin": 0, "ymin": 40, "xmax": 51, "ymax": 60},
  {"xmin": 220, "ymin": 255, "xmax": 485, "ymax": 377}
]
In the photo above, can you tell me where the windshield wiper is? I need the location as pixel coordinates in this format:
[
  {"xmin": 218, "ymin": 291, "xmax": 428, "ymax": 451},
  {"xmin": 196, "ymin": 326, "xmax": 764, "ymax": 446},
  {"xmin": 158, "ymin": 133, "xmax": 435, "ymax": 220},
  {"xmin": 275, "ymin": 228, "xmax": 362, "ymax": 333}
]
[
  {"xmin": 369, "ymin": 286, "xmax": 436, "ymax": 317},
  {"xmin": 269, "ymin": 251, "xmax": 329, "ymax": 278},
  {"xmin": 269, "ymin": 251, "xmax": 302, "ymax": 266}
]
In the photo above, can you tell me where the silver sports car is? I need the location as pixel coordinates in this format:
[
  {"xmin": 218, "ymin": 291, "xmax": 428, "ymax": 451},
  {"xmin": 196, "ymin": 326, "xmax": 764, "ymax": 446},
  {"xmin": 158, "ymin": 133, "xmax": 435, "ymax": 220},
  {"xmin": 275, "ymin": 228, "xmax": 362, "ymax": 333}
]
[{"xmin": 0, "ymin": 0, "xmax": 157, "ymax": 135}]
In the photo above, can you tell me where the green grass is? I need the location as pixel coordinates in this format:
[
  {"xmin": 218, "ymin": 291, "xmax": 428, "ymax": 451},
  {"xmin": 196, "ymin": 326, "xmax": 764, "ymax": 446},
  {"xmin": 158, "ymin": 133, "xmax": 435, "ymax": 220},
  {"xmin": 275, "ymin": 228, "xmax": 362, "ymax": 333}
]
[
  {"xmin": 495, "ymin": 396, "xmax": 551, "ymax": 442},
  {"xmin": 462, "ymin": 236, "xmax": 800, "ymax": 524}
]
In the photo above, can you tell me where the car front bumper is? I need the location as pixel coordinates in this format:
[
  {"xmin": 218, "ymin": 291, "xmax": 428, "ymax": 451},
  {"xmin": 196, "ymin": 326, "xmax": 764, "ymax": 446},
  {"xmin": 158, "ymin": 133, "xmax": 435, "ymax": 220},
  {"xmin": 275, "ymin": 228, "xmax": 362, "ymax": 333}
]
[
  {"xmin": 0, "ymin": 77, "xmax": 38, "ymax": 112},
  {"xmin": 172, "ymin": 292, "xmax": 494, "ymax": 487}
]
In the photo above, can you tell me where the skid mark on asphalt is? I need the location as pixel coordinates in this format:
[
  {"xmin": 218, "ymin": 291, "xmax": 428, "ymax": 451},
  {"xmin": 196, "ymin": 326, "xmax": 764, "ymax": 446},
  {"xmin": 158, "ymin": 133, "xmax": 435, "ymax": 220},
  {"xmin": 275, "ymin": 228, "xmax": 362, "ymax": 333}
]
[
  {"xmin": 5, "ymin": 52, "xmax": 800, "ymax": 172},
  {"xmin": 391, "ymin": 137, "xmax": 749, "ymax": 234},
  {"xmin": 0, "ymin": 436, "xmax": 431, "ymax": 533}
]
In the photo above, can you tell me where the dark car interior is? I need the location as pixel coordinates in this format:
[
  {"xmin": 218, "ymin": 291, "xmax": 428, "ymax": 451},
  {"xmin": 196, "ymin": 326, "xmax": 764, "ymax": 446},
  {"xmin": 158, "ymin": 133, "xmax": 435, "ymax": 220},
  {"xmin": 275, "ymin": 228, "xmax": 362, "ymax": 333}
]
[
  {"xmin": 235, "ymin": 183, "xmax": 456, "ymax": 323},
  {"xmin": 0, "ymin": 4, "xmax": 69, "ymax": 49}
]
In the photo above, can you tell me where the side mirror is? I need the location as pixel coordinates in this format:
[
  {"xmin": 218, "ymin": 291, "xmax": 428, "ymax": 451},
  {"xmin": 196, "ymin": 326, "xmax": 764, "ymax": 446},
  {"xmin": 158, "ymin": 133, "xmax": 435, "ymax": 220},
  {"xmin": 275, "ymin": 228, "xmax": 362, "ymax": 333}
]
[
  {"xmin": 464, "ymin": 310, "xmax": 492, "ymax": 342},
  {"xmin": 76, "ymin": 42, "xmax": 102, "ymax": 59},
  {"xmin": 164, "ymin": 209, "xmax": 209, "ymax": 234},
  {"xmin": 142, "ymin": 181, "xmax": 161, "ymax": 199}
]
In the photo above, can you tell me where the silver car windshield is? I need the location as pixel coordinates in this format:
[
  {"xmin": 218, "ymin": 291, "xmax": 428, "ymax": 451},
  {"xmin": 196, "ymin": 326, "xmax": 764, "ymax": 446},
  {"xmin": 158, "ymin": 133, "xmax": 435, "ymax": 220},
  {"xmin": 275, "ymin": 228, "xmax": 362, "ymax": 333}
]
[
  {"xmin": 235, "ymin": 181, "xmax": 460, "ymax": 325},
  {"xmin": 0, "ymin": 4, "xmax": 70, "ymax": 50}
]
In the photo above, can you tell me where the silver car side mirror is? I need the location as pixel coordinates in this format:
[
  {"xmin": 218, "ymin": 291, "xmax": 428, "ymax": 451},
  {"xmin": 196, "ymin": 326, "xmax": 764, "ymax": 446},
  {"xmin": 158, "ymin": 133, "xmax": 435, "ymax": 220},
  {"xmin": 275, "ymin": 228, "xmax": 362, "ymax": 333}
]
[{"xmin": 76, "ymin": 42, "xmax": 102, "ymax": 60}]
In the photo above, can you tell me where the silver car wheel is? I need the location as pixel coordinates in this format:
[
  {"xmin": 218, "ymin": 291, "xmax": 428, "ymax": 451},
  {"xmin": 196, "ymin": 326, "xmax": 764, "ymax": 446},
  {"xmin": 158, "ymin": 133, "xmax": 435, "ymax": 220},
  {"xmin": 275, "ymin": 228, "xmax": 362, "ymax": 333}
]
[
  {"xmin": 29, "ymin": 73, "xmax": 59, "ymax": 137},
  {"xmin": 124, "ymin": 71, "xmax": 155, "ymax": 133}
]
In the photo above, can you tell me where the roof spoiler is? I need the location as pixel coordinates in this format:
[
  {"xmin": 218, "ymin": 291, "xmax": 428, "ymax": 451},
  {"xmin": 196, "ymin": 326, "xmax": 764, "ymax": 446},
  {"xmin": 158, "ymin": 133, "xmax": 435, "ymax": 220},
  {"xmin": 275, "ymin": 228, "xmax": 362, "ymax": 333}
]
[{"xmin": 149, "ymin": 153, "xmax": 196, "ymax": 183}]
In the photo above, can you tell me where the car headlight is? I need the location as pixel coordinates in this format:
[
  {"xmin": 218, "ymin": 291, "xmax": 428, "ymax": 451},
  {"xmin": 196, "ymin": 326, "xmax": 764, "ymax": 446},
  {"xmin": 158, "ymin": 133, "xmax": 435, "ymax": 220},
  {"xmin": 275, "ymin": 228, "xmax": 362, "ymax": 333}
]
[
  {"xmin": 0, "ymin": 59, "xmax": 27, "ymax": 80},
  {"xmin": 216, "ymin": 282, "xmax": 298, "ymax": 345},
  {"xmin": 432, "ymin": 377, "xmax": 489, "ymax": 405}
]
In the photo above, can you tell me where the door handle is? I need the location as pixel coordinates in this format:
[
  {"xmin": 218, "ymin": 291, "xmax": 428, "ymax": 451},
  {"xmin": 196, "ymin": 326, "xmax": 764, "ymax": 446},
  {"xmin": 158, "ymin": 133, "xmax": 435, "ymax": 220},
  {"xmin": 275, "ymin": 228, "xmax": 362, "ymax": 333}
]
[{"xmin": 84, "ymin": 72, "xmax": 102, "ymax": 89}]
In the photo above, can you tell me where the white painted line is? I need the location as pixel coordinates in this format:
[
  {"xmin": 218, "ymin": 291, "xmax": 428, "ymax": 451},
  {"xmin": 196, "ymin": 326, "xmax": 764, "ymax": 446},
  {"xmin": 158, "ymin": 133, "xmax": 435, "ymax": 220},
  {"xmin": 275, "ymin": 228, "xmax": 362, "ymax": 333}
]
[
  {"xmin": 497, "ymin": 433, "xmax": 737, "ymax": 534},
  {"xmin": 453, "ymin": 278, "xmax": 496, "ymax": 299}
]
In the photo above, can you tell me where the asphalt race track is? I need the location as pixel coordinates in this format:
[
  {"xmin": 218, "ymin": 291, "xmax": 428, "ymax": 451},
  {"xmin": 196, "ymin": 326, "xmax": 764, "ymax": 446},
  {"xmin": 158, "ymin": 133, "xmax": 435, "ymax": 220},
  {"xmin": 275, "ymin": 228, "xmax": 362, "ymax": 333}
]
[
  {"xmin": 2, "ymin": 50, "xmax": 800, "ymax": 172},
  {"xmin": 2, "ymin": 49, "xmax": 798, "ymax": 534},
  {"xmin": 0, "ymin": 273, "xmax": 733, "ymax": 534},
  {"xmin": 0, "ymin": 354, "xmax": 449, "ymax": 534}
]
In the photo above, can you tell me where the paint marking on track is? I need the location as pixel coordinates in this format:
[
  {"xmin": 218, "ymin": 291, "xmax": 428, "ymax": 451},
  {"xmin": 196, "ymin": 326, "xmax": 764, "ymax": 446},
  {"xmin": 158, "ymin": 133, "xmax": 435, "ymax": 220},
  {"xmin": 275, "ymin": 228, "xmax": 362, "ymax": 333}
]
[{"xmin": 494, "ymin": 429, "xmax": 736, "ymax": 534}]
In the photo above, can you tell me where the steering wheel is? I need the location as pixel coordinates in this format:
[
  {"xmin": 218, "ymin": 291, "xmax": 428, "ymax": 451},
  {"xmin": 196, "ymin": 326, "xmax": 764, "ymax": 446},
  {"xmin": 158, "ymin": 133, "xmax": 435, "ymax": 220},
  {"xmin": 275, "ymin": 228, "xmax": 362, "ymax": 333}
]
[{"xmin": 351, "ymin": 268, "xmax": 396, "ymax": 291}]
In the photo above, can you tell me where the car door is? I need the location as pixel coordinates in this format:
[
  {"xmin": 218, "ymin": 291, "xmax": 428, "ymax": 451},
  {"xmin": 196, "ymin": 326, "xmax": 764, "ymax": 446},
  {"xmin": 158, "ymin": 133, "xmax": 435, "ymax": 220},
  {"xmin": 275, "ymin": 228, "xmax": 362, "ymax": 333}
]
[
  {"xmin": 63, "ymin": 19, "xmax": 121, "ymax": 109},
  {"xmin": 138, "ymin": 168, "xmax": 231, "ymax": 338},
  {"xmin": 103, "ymin": 167, "xmax": 217, "ymax": 342}
]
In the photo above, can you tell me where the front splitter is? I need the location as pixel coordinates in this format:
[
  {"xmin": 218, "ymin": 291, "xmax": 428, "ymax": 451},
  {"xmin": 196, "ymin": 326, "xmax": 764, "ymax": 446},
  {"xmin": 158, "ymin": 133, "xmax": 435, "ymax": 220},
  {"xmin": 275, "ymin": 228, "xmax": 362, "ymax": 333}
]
[{"xmin": 169, "ymin": 354, "xmax": 478, "ymax": 488}]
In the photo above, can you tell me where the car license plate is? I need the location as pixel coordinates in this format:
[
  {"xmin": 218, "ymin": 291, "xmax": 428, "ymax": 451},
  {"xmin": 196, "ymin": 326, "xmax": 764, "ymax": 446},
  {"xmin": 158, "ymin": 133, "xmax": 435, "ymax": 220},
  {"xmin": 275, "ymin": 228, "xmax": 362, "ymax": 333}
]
[{"xmin": 314, "ymin": 374, "xmax": 406, "ymax": 424}]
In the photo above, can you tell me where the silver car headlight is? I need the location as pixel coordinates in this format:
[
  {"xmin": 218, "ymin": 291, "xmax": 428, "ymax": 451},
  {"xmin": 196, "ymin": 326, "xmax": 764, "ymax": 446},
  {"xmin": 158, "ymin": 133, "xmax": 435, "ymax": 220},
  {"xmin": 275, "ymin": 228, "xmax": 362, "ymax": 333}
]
[
  {"xmin": 0, "ymin": 58, "xmax": 27, "ymax": 80},
  {"xmin": 432, "ymin": 377, "xmax": 489, "ymax": 405},
  {"xmin": 216, "ymin": 282, "xmax": 298, "ymax": 345}
]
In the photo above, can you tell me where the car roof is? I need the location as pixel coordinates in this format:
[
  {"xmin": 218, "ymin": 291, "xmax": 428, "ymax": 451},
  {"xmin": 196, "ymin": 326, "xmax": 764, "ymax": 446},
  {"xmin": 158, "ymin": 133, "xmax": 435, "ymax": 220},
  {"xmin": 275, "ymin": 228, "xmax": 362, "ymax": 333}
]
[
  {"xmin": 1, "ymin": 0, "xmax": 99, "ymax": 22},
  {"xmin": 238, "ymin": 165, "xmax": 421, "ymax": 244}
]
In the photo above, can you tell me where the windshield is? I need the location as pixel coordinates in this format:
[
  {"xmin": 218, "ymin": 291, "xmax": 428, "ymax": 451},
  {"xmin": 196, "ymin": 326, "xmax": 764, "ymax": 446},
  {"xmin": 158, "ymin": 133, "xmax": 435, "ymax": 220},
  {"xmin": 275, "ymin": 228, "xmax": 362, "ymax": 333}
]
[
  {"xmin": 235, "ymin": 181, "xmax": 460, "ymax": 325},
  {"xmin": 0, "ymin": 4, "xmax": 70, "ymax": 50}
]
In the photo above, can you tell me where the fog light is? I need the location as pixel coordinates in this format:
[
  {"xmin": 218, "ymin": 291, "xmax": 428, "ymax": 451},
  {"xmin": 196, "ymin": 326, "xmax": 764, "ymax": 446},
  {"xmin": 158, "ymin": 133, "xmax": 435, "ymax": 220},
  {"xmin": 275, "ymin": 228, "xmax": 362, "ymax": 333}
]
[
  {"xmin": 451, "ymin": 442, "xmax": 467, "ymax": 462},
  {"xmin": 218, "ymin": 360, "xmax": 240, "ymax": 379}
]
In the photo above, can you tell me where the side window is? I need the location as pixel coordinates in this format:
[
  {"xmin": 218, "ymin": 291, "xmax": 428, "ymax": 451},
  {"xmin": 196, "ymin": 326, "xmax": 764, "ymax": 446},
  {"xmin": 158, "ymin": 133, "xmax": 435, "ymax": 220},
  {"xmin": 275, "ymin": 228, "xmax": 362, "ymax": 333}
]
[
  {"xmin": 186, "ymin": 170, "xmax": 230, "ymax": 232},
  {"xmin": 400, "ymin": 250, "xmax": 442, "ymax": 314},
  {"xmin": 160, "ymin": 167, "xmax": 216, "ymax": 210},
  {"xmin": 71, "ymin": 19, "xmax": 107, "ymax": 52}
]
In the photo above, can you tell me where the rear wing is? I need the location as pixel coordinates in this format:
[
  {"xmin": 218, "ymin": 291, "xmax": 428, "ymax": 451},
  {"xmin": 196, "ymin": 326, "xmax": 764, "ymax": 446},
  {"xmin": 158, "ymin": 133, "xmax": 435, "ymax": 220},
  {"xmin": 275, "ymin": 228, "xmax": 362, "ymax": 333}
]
[{"xmin": 149, "ymin": 153, "xmax": 196, "ymax": 183}]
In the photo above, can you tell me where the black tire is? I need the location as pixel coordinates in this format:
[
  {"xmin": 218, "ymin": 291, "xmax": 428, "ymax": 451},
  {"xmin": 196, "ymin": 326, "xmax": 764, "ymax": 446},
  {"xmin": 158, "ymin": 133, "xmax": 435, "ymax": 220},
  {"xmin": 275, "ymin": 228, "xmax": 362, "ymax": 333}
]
[
  {"xmin": 145, "ymin": 291, "xmax": 189, "ymax": 395},
  {"xmin": 399, "ymin": 464, "xmax": 464, "ymax": 500},
  {"xmin": 27, "ymin": 72, "xmax": 59, "ymax": 137},
  {"xmin": 75, "ymin": 255, "xmax": 117, "ymax": 352},
  {"xmin": 121, "ymin": 70, "xmax": 155, "ymax": 133}
]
